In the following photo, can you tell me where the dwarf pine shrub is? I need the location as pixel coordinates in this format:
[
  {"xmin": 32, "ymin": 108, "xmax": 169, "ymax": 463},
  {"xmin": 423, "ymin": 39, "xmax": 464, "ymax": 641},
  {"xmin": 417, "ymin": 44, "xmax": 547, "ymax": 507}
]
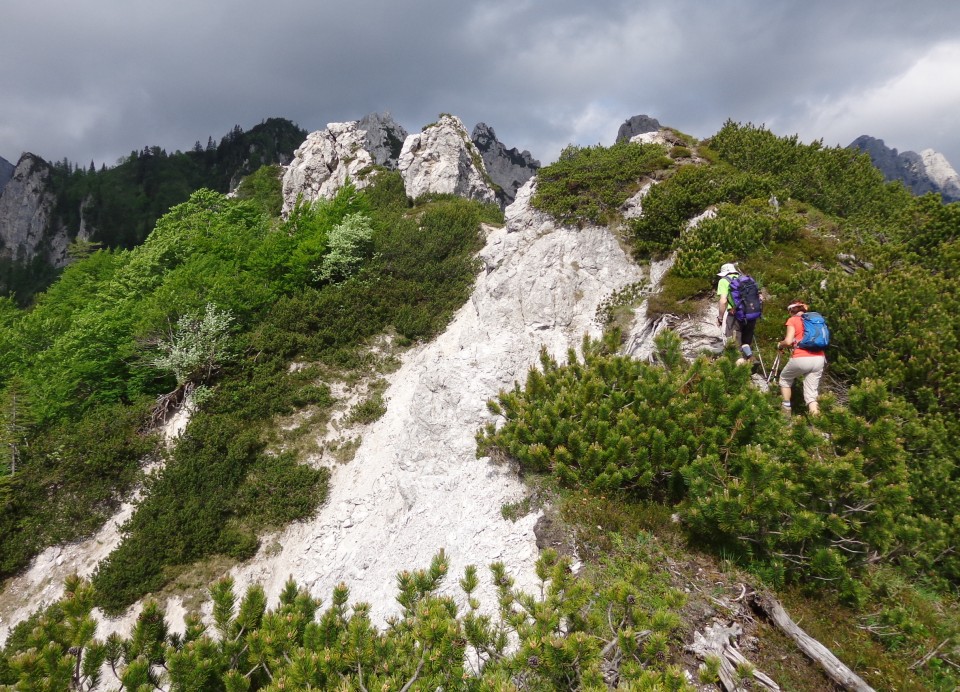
[
  {"xmin": 479, "ymin": 331, "xmax": 918, "ymax": 585},
  {"xmin": 2, "ymin": 548, "xmax": 693, "ymax": 690},
  {"xmin": 628, "ymin": 163, "xmax": 777, "ymax": 256},
  {"xmin": 672, "ymin": 199, "xmax": 805, "ymax": 278},
  {"xmin": 532, "ymin": 140, "xmax": 672, "ymax": 227}
]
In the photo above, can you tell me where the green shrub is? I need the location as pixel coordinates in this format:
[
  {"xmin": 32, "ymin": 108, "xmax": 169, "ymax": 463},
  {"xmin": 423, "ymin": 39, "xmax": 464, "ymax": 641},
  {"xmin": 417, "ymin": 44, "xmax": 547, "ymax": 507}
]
[
  {"xmin": 361, "ymin": 169, "xmax": 409, "ymax": 212},
  {"xmin": 150, "ymin": 303, "xmax": 235, "ymax": 386},
  {"xmin": 231, "ymin": 452, "xmax": 329, "ymax": 527},
  {"xmin": 0, "ymin": 401, "xmax": 157, "ymax": 578},
  {"xmin": 672, "ymin": 199, "xmax": 805, "ymax": 278},
  {"xmin": 708, "ymin": 120, "xmax": 908, "ymax": 219},
  {"xmin": 628, "ymin": 164, "xmax": 777, "ymax": 256},
  {"xmin": 480, "ymin": 332, "xmax": 917, "ymax": 584},
  {"xmin": 315, "ymin": 212, "xmax": 375, "ymax": 283},
  {"xmin": 249, "ymin": 184, "xmax": 370, "ymax": 296},
  {"xmin": 346, "ymin": 392, "xmax": 387, "ymax": 425},
  {"xmin": 2, "ymin": 546, "xmax": 693, "ymax": 691},
  {"xmin": 478, "ymin": 332, "xmax": 768, "ymax": 503},
  {"xmin": 233, "ymin": 164, "xmax": 284, "ymax": 216},
  {"xmin": 645, "ymin": 273, "xmax": 713, "ymax": 318},
  {"xmin": 532, "ymin": 140, "xmax": 672, "ymax": 226}
]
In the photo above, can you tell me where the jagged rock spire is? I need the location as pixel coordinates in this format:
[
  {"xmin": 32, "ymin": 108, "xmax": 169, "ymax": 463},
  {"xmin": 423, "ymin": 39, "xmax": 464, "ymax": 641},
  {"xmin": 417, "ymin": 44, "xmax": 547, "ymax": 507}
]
[
  {"xmin": 0, "ymin": 154, "xmax": 79, "ymax": 268},
  {"xmin": 280, "ymin": 121, "xmax": 379, "ymax": 214},
  {"xmin": 397, "ymin": 114, "xmax": 498, "ymax": 205},
  {"xmin": 616, "ymin": 115, "xmax": 662, "ymax": 142},
  {"xmin": 849, "ymin": 135, "xmax": 960, "ymax": 202},
  {"xmin": 357, "ymin": 112, "xmax": 408, "ymax": 169},
  {"xmin": 471, "ymin": 123, "xmax": 540, "ymax": 207}
]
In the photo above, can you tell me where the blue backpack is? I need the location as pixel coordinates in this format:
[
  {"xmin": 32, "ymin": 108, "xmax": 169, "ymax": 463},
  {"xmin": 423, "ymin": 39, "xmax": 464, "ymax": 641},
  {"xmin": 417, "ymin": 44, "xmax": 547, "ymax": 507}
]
[
  {"xmin": 797, "ymin": 312, "xmax": 830, "ymax": 350},
  {"xmin": 728, "ymin": 274, "xmax": 763, "ymax": 321}
]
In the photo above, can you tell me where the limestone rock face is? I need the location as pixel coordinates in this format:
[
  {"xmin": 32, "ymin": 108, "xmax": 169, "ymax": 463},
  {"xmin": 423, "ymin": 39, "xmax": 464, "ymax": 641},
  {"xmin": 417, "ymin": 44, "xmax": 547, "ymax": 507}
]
[
  {"xmin": 849, "ymin": 135, "xmax": 960, "ymax": 203},
  {"xmin": 471, "ymin": 122, "xmax": 540, "ymax": 206},
  {"xmin": 357, "ymin": 112, "xmax": 408, "ymax": 168},
  {"xmin": 397, "ymin": 114, "xmax": 498, "ymax": 204},
  {"xmin": 920, "ymin": 149, "xmax": 960, "ymax": 202},
  {"xmin": 630, "ymin": 130, "xmax": 673, "ymax": 147},
  {"xmin": 616, "ymin": 114, "xmax": 662, "ymax": 142},
  {"xmin": 0, "ymin": 154, "xmax": 73, "ymax": 266},
  {"xmin": 0, "ymin": 155, "xmax": 14, "ymax": 196},
  {"xmin": 281, "ymin": 121, "xmax": 379, "ymax": 214}
]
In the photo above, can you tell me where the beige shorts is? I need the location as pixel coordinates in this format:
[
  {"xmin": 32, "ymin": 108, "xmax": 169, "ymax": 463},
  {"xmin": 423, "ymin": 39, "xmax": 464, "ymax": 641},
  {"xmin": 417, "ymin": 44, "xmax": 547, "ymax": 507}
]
[{"xmin": 779, "ymin": 355, "xmax": 826, "ymax": 404}]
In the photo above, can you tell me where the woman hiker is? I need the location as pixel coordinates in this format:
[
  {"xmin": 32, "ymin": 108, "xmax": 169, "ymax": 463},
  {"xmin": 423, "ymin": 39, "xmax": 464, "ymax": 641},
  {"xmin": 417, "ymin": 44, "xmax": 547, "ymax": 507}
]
[{"xmin": 777, "ymin": 301, "xmax": 826, "ymax": 416}]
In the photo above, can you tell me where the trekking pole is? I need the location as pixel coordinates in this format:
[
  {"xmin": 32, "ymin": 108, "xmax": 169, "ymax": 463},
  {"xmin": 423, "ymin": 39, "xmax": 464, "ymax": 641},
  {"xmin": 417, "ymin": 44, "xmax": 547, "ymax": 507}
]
[
  {"xmin": 753, "ymin": 337, "xmax": 768, "ymax": 380},
  {"xmin": 766, "ymin": 350, "xmax": 782, "ymax": 386}
]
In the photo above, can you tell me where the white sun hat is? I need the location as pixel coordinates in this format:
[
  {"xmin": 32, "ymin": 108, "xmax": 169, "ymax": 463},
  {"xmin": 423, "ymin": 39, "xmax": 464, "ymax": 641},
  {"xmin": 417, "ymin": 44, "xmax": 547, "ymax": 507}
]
[{"xmin": 717, "ymin": 263, "xmax": 738, "ymax": 277}]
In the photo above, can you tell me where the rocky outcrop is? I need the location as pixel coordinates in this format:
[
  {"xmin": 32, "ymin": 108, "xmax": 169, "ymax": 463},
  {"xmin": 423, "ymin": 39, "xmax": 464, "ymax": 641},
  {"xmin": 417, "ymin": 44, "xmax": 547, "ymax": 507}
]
[
  {"xmin": 471, "ymin": 123, "xmax": 540, "ymax": 206},
  {"xmin": 630, "ymin": 130, "xmax": 674, "ymax": 147},
  {"xmin": 397, "ymin": 114, "xmax": 498, "ymax": 204},
  {"xmin": 357, "ymin": 112, "xmax": 408, "ymax": 169},
  {"xmin": 920, "ymin": 148, "xmax": 960, "ymax": 202},
  {"xmin": 616, "ymin": 115, "xmax": 662, "ymax": 143},
  {"xmin": 0, "ymin": 155, "xmax": 14, "ymax": 196},
  {"xmin": 849, "ymin": 135, "xmax": 960, "ymax": 203},
  {"xmin": 281, "ymin": 114, "xmax": 516, "ymax": 213},
  {"xmin": 280, "ymin": 121, "xmax": 381, "ymax": 214},
  {"xmin": 0, "ymin": 154, "xmax": 73, "ymax": 266}
]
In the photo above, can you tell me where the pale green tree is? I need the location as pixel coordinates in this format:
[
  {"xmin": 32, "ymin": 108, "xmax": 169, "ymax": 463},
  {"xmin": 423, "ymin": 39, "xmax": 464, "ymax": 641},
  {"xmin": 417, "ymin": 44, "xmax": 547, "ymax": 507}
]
[
  {"xmin": 151, "ymin": 303, "xmax": 234, "ymax": 387},
  {"xmin": 315, "ymin": 212, "xmax": 374, "ymax": 283}
]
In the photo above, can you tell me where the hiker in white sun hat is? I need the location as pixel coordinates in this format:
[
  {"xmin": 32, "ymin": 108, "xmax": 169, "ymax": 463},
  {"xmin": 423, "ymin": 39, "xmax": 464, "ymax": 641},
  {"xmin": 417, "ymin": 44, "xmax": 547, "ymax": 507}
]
[{"xmin": 716, "ymin": 263, "xmax": 763, "ymax": 366}]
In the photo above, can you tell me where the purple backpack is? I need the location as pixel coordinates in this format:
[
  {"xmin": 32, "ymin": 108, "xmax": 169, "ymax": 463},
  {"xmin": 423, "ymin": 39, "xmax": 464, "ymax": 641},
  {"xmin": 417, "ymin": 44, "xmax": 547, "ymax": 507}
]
[{"xmin": 728, "ymin": 274, "xmax": 763, "ymax": 321}]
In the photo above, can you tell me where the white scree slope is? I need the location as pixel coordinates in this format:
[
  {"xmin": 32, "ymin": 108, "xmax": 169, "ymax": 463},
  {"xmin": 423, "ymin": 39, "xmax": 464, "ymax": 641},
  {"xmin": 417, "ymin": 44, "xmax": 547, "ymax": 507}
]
[{"xmin": 229, "ymin": 179, "xmax": 645, "ymax": 623}]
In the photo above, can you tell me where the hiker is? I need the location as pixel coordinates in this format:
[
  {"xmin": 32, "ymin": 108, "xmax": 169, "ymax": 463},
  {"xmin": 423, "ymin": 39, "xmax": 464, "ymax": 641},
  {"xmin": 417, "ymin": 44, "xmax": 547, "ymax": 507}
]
[
  {"xmin": 777, "ymin": 301, "xmax": 827, "ymax": 416},
  {"xmin": 716, "ymin": 263, "xmax": 762, "ymax": 366}
]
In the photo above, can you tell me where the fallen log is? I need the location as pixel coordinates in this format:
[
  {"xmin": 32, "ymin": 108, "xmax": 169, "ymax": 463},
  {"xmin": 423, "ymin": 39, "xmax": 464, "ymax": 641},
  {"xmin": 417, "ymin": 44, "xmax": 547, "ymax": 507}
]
[{"xmin": 750, "ymin": 591, "xmax": 875, "ymax": 692}]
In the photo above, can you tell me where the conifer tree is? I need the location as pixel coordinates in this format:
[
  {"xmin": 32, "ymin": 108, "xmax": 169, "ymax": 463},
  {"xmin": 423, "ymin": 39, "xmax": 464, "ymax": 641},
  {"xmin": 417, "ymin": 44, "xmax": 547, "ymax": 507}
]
[{"xmin": 0, "ymin": 378, "xmax": 32, "ymax": 476}]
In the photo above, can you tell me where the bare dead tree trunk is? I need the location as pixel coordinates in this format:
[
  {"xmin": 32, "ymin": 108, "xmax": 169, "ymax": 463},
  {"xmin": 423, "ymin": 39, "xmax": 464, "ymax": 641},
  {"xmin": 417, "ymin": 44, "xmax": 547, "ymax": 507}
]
[{"xmin": 750, "ymin": 591, "xmax": 875, "ymax": 692}]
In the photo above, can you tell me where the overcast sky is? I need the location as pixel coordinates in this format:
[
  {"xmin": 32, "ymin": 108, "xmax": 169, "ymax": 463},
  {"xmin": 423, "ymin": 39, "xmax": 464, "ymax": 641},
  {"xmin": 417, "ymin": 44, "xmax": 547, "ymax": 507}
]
[{"xmin": 2, "ymin": 1, "xmax": 959, "ymax": 170}]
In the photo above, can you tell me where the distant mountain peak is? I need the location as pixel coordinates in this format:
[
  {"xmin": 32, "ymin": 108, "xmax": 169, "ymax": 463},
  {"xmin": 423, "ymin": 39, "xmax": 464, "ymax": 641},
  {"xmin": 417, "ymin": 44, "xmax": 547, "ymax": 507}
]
[
  {"xmin": 471, "ymin": 122, "xmax": 540, "ymax": 206},
  {"xmin": 849, "ymin": 135, "xmax": 960, "ymax": 202}
]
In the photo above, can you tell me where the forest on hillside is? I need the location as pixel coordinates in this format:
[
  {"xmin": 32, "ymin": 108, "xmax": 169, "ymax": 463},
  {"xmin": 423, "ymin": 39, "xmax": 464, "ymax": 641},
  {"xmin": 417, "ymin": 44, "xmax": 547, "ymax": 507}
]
[
  {"xmin": 0, "ymin": 118, "xmax": 307, "ymax": 304},
  {"xmin": 0, "ymin": 122, "xmax": 958, "ymax": 690}
]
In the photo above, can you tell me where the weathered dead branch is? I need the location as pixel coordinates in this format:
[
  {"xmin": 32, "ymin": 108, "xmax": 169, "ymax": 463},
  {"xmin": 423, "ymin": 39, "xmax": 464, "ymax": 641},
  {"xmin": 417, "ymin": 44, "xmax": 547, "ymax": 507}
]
[
  {"xmin": 687, "ymin": 621, "xmax": 780, "ymax": 691},
  {"xmin": 750, "ymin": 591, "xmax": 875, "ymax": 692}
]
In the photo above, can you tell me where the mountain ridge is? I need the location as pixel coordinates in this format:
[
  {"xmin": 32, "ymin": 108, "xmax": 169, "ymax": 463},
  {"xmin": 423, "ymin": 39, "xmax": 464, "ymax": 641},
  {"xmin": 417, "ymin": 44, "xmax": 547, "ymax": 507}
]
[
  {"xmin": 0, "ymin": 115, "xmax": 957, "ymax": 690},
  {"xmin": 848, "ymin": 134, "xmax": 960, "ymax": 202}
]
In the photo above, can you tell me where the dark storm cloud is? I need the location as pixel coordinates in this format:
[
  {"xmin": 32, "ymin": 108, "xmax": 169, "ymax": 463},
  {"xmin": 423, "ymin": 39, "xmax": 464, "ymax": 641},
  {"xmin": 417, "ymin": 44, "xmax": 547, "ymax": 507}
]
[{"xmin": 2, "ymin": 0, "xmax": 959, "ymax": 169}]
